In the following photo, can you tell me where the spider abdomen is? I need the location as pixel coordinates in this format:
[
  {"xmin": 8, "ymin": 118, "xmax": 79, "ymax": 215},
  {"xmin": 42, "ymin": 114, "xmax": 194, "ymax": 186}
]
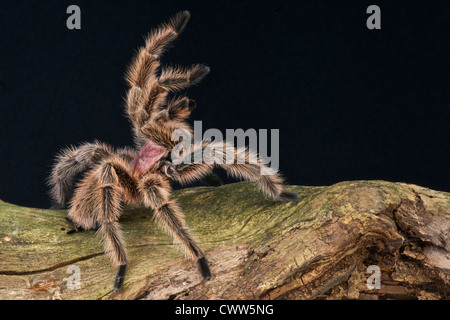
[{"xmin": 129, "ymin": 140, "xmax": 166, "ymax": 176}]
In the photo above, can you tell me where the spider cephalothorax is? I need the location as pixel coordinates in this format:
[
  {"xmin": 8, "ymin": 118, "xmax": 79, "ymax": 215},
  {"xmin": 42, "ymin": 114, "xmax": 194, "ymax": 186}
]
[{"xmin": 48, "ymin": 11, "xmax": 298, "ymax": 292}]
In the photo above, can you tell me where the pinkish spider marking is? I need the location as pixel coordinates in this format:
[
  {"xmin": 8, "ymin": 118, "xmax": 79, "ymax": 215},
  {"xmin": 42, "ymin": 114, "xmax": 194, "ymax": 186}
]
[{"xmin": 130, "ymin": 140, "xmax": 166, "ymax": 175}]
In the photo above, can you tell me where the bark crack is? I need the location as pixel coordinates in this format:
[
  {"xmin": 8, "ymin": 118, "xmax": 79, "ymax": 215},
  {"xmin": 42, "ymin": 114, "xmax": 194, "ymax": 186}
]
[{"xmin": 0, "ymin": 252, "xmax": 104, "ymax": 276}]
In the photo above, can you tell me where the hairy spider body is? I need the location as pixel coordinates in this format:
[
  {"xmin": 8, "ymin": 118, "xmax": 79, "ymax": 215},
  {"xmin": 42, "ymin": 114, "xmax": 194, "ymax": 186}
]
[{"xmin": 48, "ymin": 11, "xmax": 298, "ymax": 291}]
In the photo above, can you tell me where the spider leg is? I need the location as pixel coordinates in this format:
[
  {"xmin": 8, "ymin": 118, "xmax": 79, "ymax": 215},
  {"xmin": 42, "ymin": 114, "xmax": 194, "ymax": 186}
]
[
  {"xmin": 163, "ymin": 141, "xmax": 299, "ymax": 202},
  {"xmin": 202, "ymin": 172, "xmax": 223, "ymax": 187},
  {"xmin": 158, "ymin": 64, "xmax": 210, "ymax": 94},
  {"xmin": 124, "ymin": 11, "xmax": 210, "ymax": 148},
  {"xmin": 68, "ymin": 155, "xmax": 140, "ymax": 291},
  {"xmin": 126, "ymin": 61, "xmax": 209, "ymax": 129},
  {"xmin": 48, "ymin": 141, "xmax": 114, "ymax": 209},
  {"xmin": 99, "ymin": 222, "xmax": 128, "ymax": 291},
  {"xmin": 139, "ymin": 174, "xmax": 211, "ymax": 280},
  {"xmin": 140, "ymin": 64, "xmax": 209, "ymax": 127},
  {"xmin": 166, "ymin": 97, "xmax": 196, "ymax": 121},
  {"xmin": 124, "ymin": 12, "xmax": 190, "ymax": 137},
  {"xmin": 95, "ymin": 160, "xmax": 133, "ymax": 291},
  {"xmin": 155, "ymin": 202, "xmax": 211, "ymax": 280},
  {"xmin": 125, "ymin": 10, "xmax": 190, "ymax": 93}
]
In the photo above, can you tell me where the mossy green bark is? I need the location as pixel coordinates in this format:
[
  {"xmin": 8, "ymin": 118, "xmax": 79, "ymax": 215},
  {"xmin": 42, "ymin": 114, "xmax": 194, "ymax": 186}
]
[{"xmin": 0, "ymin": 181, "xmax": 449, "ymax": 300}]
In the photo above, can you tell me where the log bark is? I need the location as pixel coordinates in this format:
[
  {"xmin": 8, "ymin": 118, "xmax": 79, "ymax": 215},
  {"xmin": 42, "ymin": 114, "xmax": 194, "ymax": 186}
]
[{"xmin": 0, "ymin": 181, "xmax": 449, "ymax": 300}]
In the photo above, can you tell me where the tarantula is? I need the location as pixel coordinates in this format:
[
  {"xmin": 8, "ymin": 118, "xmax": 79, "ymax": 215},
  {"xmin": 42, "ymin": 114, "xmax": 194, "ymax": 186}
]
[{"xmin": 48, "ymin": 11, "xmax": 298, "ymax": 292}]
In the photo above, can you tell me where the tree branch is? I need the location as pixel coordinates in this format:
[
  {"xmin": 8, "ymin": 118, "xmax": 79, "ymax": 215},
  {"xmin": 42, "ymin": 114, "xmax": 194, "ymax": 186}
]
[{"xmin": 0, "ymin": 181, "xmax": 449, "ymax": 300}]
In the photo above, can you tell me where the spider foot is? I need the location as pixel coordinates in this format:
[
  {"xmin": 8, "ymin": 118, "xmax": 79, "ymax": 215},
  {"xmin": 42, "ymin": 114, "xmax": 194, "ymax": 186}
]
[
  {"xmin": 197, "ymin": 256, "xmax": 212, "ymax": 281},
  {"xmin": 65, "ymin": 216, "xmax": 100, "ymax": 234},
  {"xmin": 49, "ymin": 203, "xmax": 67, "ymax": 210},
  {"xmin": 279, "ymin": 191, "xmax": 299, "ymax": 202},
  {"xmin": 114, "ymin": 264, "xmax": 127, "ymax": 292}
]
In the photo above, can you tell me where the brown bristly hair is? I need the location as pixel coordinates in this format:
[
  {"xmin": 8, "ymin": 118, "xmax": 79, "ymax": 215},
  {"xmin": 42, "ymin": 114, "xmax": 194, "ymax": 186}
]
[{"xmin": 48, "ymin": 11, "xmax": 298, "ymax": 292}]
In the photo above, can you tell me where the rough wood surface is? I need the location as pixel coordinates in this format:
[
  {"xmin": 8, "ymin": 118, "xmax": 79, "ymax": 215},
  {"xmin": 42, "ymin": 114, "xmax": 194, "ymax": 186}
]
[{"xmin": 0, "ymin": 181, "xmax": 449, "ymax": 300}]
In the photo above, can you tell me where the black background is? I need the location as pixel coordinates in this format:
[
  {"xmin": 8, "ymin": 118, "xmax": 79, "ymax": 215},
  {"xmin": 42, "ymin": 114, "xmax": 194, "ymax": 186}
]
[{"xmin": 1, "ymin": 0, "xmax": 449, "ymax": 209}]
